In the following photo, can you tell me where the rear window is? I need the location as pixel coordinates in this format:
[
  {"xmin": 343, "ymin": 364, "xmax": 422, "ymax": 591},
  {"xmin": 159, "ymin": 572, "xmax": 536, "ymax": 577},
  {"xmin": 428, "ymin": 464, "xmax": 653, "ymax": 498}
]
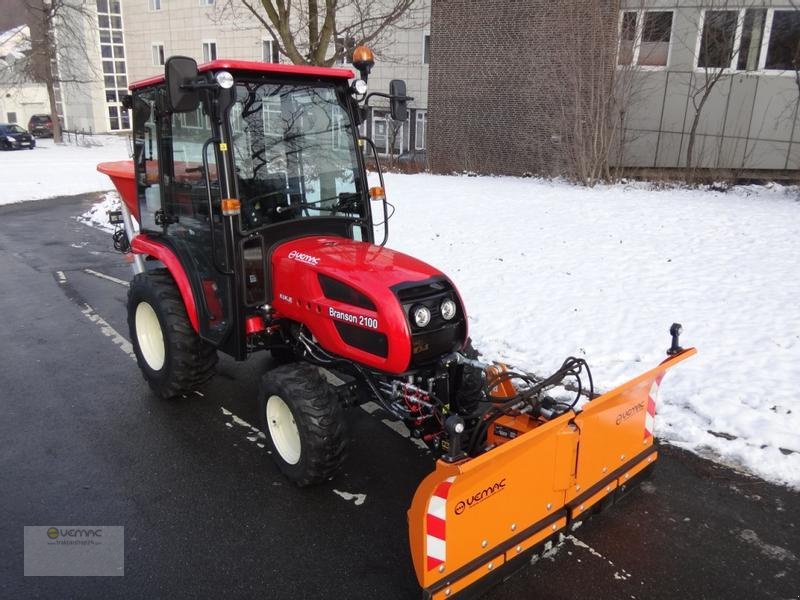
[{"xmin": 30, "ymin": 115, "xmax": 51, "ymax": 124}]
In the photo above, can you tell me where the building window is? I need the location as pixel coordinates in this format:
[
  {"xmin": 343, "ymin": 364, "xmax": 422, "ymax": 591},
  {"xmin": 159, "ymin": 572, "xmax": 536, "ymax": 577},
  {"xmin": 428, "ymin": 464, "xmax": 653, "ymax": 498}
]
[
  {"xmin": 415, "ymin": 111, "xmax": 426, "ymax": 150},
  {"xmin": 335, "ymin": 37, "xmax": 355, "ymax": 65},
  {"xmin": 152, "ymin": 43, "xmax": 165, "ymax": 66},
  {"xmin": 618, "ymin": 10, "xmax": 673, "ymax": 67},
  {"xmin": 372, "ymin": 111, "xmax": 406, "ymax": 156},
  {"xmin": 698, "ymin": 10, "xmax": 739, "ymax": 69},
  {"xmin": 262, "ymin": 39, "xmax": 279, "ymax": 63},
  {"xmin": 738, "ymin": 10, "xmax": 767, "ymax": 71},
  {"xmin": 97, "ymin": 0, "xmax": 128, "ymax": 131},
  {"xmin": 202, "ymin": 41, "xmax": 217, "ymax": 62},
  {"xmin": 765, "ymin": 10, "xmax": 800, "ymax": 71},
  {"xmin": 423, "ymin": 34, "xmax": 430, "ymax": 64},
  {"xmin": 695, "ymin": 9, "xmax": 787, "ymax": 72},
  {"xmin": 149, "ymin": 0, "xmax": 161, "ymax": 11},
  {"xmin": 7, "ymin": 112, "xmax": 17, "ymax": 123},
  {"xmin": 199, "ymin": 0, "xmax": 214, "ymax": 5}
]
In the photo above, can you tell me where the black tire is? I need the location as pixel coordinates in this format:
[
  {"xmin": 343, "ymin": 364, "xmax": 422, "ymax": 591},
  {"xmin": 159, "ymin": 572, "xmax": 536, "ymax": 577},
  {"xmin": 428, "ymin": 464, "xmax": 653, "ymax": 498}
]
[
  {"xmin": 259, "ymin": 363, "xmax": 348, "ymax": 486},
  {"xmin": 127, "ymin": 268, "xmax": 217, "ymax": 399},
  {"xmin": 270, "ymin": 346, "xmax": 296, "ymax": 364}
]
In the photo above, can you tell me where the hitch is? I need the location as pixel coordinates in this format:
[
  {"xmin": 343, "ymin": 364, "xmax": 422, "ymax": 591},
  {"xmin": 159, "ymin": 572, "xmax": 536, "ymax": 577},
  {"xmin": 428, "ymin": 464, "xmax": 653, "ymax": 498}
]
[{"xmin": 667, "ymin": 323, "xmax": 684, "ymax": 356}]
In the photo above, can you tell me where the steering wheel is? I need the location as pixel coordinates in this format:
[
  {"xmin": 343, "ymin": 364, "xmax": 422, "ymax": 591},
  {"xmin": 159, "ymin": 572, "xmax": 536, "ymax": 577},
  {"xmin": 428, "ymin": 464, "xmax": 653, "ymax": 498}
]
[{"xmin": 244, "ymin": 189, "xmax": 290, "ymax": 227}]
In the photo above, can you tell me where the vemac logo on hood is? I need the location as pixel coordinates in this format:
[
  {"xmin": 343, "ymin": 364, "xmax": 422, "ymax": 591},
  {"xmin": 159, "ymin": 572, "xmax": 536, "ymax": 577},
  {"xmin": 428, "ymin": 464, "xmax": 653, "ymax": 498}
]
[{"xmin": 288, "ymin": 250, "xmax": 320, "ymax": 266}]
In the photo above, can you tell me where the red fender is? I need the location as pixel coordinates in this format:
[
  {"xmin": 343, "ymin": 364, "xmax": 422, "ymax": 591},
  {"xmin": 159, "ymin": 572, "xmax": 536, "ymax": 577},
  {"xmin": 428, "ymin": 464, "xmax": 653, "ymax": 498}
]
[{"xmin": 131, "ymin": 234, "xmax": 200, "ymax": 332}]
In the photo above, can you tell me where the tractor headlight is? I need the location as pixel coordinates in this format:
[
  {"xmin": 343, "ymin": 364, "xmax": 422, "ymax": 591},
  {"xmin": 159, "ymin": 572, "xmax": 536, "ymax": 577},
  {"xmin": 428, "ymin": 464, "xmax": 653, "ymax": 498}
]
[
  {"xmin": 215, "ymin": 70, "xmax": 234, "ymax": 89},
  {"xmin": 440, "ymin": 299, "xmax": 457, "ymax": 321},
  {"xmin": 412, "ymin": 305, "xmax": 431, "ymax": 328},
  {"xmin": 352, "ymin": 79, "xmax": 368, "ymax": 95}
]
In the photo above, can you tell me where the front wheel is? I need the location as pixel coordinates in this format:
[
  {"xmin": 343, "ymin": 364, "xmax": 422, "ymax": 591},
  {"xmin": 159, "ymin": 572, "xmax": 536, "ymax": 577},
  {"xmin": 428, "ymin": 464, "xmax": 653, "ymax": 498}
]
[
  {"xmin": 128, "ymin": 268, "xmax": 217, "ymax": 399},
  {"xmin": 259, "ymin": 363, "xmax": 348, "ymax": 486}
]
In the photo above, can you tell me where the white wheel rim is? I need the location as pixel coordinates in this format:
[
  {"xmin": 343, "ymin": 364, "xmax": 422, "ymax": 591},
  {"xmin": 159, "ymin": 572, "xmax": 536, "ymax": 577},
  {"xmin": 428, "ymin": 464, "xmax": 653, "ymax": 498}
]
[
  {"xmin": 135, "ymin": 301, "xmax": 166, "ymax": 371},
  {"xmin": 266, "ymin": 395, "xmax": 301, "ymax": 465}
]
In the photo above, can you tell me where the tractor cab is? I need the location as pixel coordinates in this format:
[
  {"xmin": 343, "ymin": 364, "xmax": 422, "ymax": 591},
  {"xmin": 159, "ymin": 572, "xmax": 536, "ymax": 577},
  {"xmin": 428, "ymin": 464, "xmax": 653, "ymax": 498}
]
[{"xmin": 106, "ymin": 53, "xmax": 406, "ymax": 359}]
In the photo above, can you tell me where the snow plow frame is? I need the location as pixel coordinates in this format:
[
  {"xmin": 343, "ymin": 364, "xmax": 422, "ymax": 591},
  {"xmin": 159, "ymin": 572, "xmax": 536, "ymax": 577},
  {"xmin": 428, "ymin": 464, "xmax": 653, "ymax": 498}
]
[{"xmin": 408, "ymin": 347, "xmax": 696, "ymax": 599}]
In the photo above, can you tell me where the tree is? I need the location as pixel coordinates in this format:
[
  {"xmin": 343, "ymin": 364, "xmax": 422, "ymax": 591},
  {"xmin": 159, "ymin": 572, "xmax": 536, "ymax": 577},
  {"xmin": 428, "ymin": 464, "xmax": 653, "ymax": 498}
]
[
  {"xmin": 23, "ymin": 0, "xmax": 99, "ymax": 143},
  {"xmin": 215, "ymin": 0, "xmax": 425, "ymax": 66},
  {"xmin": 552, "ymin": 0, "xmax": 641, "ymax": 185}
]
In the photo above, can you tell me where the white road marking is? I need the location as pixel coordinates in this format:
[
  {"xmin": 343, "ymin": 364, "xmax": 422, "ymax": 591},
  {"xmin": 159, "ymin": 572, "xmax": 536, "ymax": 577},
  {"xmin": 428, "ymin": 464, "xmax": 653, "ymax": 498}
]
[
  {"xmin": 81, "ymin": 303, "xmax": 135, "ymax": 361},
  {"xmin": 333, "ymin": 489, "xmax": 367, "ymax": 506},
  {"xmin": 359, "ymin": 401, "xmax": 381, "ymax": 415},
  {"xmin": 84, "ymin": 268, "xmax": 130, "ymax": 287},
  {"xmin": 220, "ymin": 407, "xmax": 270, "ymax": 451},
  {"xmin": 56, "ymin": 271, "xmax": 66, "ymax": 284}
]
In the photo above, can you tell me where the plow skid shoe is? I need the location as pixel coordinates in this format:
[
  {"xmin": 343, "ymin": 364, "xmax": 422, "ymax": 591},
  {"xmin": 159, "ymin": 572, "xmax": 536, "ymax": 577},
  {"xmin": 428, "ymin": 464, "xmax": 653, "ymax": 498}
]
[{"xmin": 408, "ymin": 348, "xmax": 695, "ymax": 599}]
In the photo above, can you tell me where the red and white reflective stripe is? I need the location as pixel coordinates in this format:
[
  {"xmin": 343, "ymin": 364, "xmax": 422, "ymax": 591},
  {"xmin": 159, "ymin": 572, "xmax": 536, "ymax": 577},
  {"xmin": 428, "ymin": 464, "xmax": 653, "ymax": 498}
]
[
  {"xmin": 426, "ymin": 476, "xmax": 456, "ymax": 571},
  {"xmin": 644, "ymin": 373, "xmax": 665, "ymax": 439}
]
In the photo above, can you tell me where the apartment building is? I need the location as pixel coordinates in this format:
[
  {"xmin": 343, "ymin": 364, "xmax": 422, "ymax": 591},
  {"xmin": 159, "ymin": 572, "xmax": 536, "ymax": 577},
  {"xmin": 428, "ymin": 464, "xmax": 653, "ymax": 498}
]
[
  {"xmin": 428, "ymin": 1, "xmax": 800, "ymax": 176},
  {"xmin": 122, "ymin": 0, "xmax": 431, "ymax": 155}
]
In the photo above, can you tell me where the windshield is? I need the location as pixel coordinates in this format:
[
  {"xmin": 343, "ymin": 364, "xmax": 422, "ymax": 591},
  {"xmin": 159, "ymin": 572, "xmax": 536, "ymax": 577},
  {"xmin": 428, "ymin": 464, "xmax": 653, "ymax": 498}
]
[
  {"xmin": 230, "ymin": 81, "xmax": 365, "ymax": 232},
  {"xmin": 4, "ymin": 124, "xmax": 26, "ymax": 134}
]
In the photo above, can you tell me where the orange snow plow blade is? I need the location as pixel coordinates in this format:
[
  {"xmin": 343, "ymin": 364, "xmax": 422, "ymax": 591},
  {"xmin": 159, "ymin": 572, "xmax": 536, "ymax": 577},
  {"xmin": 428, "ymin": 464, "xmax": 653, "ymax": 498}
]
[{"xmin": 408, "ymin": 347, "xmax": 696, "ymax": 599}]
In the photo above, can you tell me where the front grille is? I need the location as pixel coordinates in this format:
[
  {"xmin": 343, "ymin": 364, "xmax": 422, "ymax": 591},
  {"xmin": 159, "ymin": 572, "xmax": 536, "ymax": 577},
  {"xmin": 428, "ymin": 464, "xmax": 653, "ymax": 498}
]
[
  {"xmin": 395, "ymin": 278, "xmax": 451, "ymax": 303},
  {"xmin": 411, "ymin": 323, "xmax": 465, "ymax": 363},
  {"xmin": 393, "ymin": 277, "xmax": 467, "ymax": 367}
]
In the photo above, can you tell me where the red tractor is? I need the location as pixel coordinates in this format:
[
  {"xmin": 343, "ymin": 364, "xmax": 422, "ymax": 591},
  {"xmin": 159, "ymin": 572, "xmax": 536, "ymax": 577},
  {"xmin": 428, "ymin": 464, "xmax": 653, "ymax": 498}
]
[{"xmin": 100, "ymin": 51, "xmax": 694, "ymax": 598}]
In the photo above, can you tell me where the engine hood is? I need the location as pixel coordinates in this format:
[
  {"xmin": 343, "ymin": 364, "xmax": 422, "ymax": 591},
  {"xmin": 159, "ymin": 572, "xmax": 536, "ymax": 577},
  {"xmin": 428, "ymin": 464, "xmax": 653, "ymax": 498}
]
[
  {"xmin": 270, "ymin": 235, "xmax": 466, "ymax": 374},
  {"xmin": 272, "ymin": 236, "xmax": 445, "ymax": 287}
]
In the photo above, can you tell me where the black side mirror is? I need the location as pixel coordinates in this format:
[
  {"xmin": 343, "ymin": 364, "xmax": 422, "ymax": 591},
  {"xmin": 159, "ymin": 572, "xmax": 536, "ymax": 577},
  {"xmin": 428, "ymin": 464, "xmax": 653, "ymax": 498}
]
[
  {"xmin": 165, "ymin": 56, "xmax": 200, "ymax": 113},
  {"xmin": 389, "ymin": 80, "xmax": 408, "ymax": 122}
]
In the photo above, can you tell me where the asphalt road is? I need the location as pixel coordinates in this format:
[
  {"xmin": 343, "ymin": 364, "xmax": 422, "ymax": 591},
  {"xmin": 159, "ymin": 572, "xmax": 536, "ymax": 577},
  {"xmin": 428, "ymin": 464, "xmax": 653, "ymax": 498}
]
[{"xmin": 1, "ymin": 193, "xmax": 798, "ymax": 600}]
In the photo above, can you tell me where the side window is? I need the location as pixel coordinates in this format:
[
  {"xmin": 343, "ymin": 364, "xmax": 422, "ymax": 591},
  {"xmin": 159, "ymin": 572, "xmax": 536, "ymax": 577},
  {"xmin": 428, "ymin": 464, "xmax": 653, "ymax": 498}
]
[
  {"xmin": 165, "ymin": 107, "xmax": 218, "ymax": 225},
  {"xmin": 132, "ymin": 89, "xmax": 161, "ymax": 232}
]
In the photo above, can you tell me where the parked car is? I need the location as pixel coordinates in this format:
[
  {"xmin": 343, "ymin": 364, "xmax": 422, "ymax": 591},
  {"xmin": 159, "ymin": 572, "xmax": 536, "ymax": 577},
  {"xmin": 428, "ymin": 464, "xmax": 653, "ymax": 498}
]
[
  {"xmin": 27, "ymin": 114, "xmax": 59, "ymax": 137},
  {"xmin": 0, "ymin": 123, "xmax": 36, "ymax": 150}
]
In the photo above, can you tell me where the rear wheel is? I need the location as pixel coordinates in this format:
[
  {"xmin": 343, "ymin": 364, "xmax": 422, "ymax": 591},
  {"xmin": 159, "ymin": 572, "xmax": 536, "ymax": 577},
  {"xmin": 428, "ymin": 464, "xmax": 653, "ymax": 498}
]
[
  {"xmin": 259, "ymin": 363, "xmax": 348, "ymax": 486},
  {"xmin": 128, "ymin": 268, "xmax": 217, "ymax": 399}
]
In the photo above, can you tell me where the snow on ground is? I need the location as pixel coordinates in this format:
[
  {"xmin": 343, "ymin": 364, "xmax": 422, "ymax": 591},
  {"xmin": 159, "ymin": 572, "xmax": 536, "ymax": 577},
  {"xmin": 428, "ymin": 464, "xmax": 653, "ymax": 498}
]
[
  {"xmin": 379, "ymin": 173, "xmax": 800, "ymax": 489},
  {"xmin": 78, "ymin": 191, "xmax": 121, "ymax": 232},
  {"xmin": 0, "ymin": 135, "xmax": 129, "ymax": 205},
  {"xmin": 67, "ymin": 155, "xmax": 800, "ymax": 488}
]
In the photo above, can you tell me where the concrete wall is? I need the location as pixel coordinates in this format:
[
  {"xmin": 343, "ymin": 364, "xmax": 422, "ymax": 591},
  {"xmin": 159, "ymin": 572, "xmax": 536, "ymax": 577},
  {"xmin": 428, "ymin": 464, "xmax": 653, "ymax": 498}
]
[
  {"xmin": 618, "ymin": 2, "xmax": 800, "ymax": 170},
  {"xmin": 0, "ymin": 81, "xmax": 49, "ymax": 126}
]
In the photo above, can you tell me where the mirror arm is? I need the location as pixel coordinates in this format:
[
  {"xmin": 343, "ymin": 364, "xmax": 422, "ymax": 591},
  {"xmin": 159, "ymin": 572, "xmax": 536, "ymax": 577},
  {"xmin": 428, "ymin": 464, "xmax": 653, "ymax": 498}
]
[{"xmin": 363, "ymin": 91, "xmax": 415, "ymax": 108}]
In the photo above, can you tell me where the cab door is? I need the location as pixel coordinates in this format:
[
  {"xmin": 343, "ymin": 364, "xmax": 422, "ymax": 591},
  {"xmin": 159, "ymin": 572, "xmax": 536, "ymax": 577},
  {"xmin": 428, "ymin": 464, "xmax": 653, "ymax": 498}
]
[{"xmin": 133, "ymin": 86, "xmax": 236, "ymax": 349}]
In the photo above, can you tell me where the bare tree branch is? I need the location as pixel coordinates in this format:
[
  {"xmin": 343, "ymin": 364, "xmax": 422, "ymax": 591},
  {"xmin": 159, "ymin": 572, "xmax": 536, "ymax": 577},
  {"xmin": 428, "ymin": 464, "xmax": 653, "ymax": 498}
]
[{"xmin": 214, "ymin": 0, "xmax": 424, "ymax": 66}]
